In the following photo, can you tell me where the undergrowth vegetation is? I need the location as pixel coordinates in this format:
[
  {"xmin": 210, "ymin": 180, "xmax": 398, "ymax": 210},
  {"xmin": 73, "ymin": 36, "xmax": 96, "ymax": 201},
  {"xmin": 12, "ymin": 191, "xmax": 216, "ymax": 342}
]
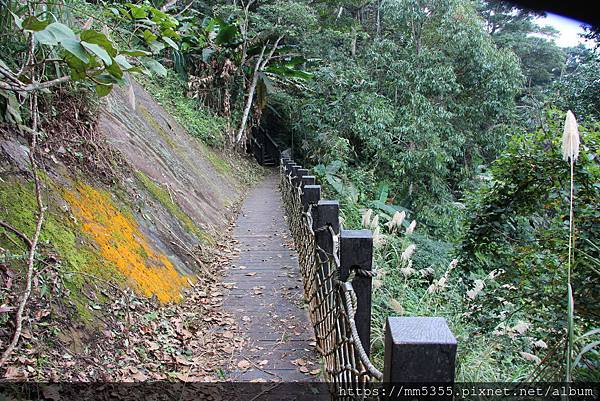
[{"xmin": 140, "ymin": 73, "xmax": 228, "ymax": 147}]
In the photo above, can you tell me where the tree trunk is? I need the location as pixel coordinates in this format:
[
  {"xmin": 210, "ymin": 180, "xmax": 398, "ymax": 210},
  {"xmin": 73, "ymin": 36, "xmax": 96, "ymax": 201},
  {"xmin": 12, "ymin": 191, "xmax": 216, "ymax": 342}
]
[{"xmin": 234, "ymin": 35, "xmax": 284, "ymax": 147}]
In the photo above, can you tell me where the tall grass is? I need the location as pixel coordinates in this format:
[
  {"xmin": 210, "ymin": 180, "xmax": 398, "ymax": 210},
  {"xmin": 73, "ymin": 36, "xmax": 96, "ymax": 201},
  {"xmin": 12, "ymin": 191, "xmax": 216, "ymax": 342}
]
[
  {"xmin": 359, "ymin": 209, "xmax": 533, "ymax": 381},
  {"xmin": 562, "ymin": 110, "xmax": 580, "ymax": 381}
]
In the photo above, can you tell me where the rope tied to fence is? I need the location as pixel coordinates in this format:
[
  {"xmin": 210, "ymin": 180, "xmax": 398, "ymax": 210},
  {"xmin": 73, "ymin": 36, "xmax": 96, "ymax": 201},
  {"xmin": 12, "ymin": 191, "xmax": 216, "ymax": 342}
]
[{"xmin": 278, "ymin": 164, "xmax": 383, "ymax": 388}]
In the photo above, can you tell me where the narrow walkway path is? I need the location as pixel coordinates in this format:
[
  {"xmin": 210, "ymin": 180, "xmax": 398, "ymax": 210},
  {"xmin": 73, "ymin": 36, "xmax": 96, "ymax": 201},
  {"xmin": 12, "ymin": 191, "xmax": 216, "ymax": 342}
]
[{"xmin": 223, "ymin": 173, "xmax": 320, "ymax": 381}]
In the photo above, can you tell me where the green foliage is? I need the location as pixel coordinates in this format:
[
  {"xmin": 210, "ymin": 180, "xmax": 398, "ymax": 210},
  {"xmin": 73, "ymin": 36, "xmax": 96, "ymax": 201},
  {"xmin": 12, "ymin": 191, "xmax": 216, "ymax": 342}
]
[
  {"xmin": 277, "ymin": 0, "xmax": 522, "ymax": 240},
  {"xmin": 553, "ymin": 46, "xmax": 600, "ymax": 121},
  {"xmin": 460, "ymin": 110, "xmax": 600, "ymax": 379},
  {"xmin": 141, "ymin": 72, "xmax": 227, "ymax": 147},
  {"xmin": 478, "ymin": 0, "xmax": 565, "ymax": 91},
  {"xmin": 0, "ymin": 0, "xmax": 171, "ymax": 127}
]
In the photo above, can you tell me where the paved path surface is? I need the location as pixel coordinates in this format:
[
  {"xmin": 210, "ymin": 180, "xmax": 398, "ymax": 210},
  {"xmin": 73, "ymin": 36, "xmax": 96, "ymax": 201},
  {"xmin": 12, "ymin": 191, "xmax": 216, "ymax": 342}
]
[{"xmin": 224, "ymin": 173, "xmax": 320, "ymax": 381}]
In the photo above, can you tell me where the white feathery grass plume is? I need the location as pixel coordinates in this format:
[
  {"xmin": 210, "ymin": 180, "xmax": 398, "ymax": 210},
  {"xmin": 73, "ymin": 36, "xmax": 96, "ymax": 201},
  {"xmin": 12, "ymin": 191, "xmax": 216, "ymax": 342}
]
[
  {"xmin": 385, "ymin": 210, "xmax": 406, "ymax": 232},
  {"xmin": 466, "ymin": 279, "xmax": 485, "ymax": 300},
  {"xmin": 448, "ymin": 259, "xmax": 458, "ymax": 272},
  {"xmin": 562, "ymin": 110, "xmax": 580, "ymax": 381},
  {"xmin": 395, "ymin": 210, "xmax": 406, "ymax": 228},
  {"xmin": 562, "ymin": 110, "xmax": 580, "ymax": 162},
  {"xmin": 361, "ymin": 209, "xmax": 373, "ymax": 229},
  {"xmin": 400, "ymin": 261, "xmax": 415, "ymax": 277},
  {"xmin": 405, "ymin": 220, "xmax": 417, "ymax": 235},
  {"xmin": 388, "ymin": 298, "xmax": 404, "ymax": 315},
  {"xmin": 372, "ymin": 226, "xmax": 386, "ymax": 248},
  {"xmin": 400, "ymin": 244, "xmax": 416, "ymax": 261},
  {"xmin": 370, "ymin": 214, "xmax": 380, "ymax": 231}
]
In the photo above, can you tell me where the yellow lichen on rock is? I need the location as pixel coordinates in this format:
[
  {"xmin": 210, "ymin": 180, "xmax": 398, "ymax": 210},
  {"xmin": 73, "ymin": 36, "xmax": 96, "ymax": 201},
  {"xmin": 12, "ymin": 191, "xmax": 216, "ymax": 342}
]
[{"xmin": 63, "ymin": 183, "xmax": 189, "ymax": 303}]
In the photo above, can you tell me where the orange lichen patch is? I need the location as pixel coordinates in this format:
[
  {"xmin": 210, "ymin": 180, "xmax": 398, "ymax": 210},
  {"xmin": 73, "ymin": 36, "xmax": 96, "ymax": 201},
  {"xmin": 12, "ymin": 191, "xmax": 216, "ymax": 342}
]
[{"xmin": 63, "ymin": 183, "xmax": 189, "ymax": 303}]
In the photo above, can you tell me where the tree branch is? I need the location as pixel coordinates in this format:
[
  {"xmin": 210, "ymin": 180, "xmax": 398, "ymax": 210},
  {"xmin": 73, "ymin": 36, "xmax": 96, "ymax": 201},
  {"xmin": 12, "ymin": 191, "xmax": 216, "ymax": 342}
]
[
  {"xmin": 0, "ymin": 92, "xmax": 46, "ymax": 368},
  {"xmin": 0, "ymin": 221, "xmax": 32, "ymax": 248},
  {"xmin": 0, "ymin": 75, "xmax": 71, "ymax": 93}
]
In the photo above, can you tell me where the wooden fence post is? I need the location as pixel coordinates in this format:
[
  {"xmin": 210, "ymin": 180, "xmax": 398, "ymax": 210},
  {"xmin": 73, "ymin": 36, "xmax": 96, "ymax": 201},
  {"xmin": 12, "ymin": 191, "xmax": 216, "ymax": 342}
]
[
  {"xmin": 295, "ymin": 168, "xmax": 309, "ymax": 187},
  {"xmin": 301, "ymin": 184, "xmax": 320, "ymax": 212},
  {"xmin": 383, "ymin": 317, "xmax": 457, "ymax": 383},
  {"xmin": 291, "ymin": 165, "xmax": 302, "ymax": 186},
  {"xmin": 340, "ymin": 229, "xmax": 373, "ymax": 356},
  {"xmin": 301, "ymin": 175, "xmax": 315, "ymax": 187},
  {"xmin": 313, "ymin": 200, "xmax": 339, "ymax": 254}
]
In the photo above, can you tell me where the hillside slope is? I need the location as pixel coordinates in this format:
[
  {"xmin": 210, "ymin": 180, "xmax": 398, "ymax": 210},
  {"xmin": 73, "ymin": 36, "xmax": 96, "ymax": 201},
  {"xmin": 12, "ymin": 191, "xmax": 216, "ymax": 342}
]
[{"xmin": 1, "ymin": 76, "xmax": 255, "ymax": 317}]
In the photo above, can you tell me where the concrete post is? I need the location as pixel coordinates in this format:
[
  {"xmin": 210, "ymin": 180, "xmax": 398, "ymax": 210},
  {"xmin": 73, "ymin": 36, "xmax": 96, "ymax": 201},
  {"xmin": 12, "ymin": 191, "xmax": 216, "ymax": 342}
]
[{"xmin": 301, "ymin": 175, "xmax": 316, "ymax": 188}]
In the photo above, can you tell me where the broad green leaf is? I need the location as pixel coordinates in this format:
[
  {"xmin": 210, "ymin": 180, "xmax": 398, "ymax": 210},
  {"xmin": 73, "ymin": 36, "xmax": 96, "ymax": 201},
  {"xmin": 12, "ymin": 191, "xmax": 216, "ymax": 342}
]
[
  {"xmin": 46, "ymin": 22, "xmax": 75, "ymax": 42},
  {"xmin": 95, "ymin": 83, "xmax": 113, "ymax": 97},
  {"xmin": 143, "ymin": 29, "xmax": 157, "ymax": 44},
  {"xmin": 80, "ymin": 30, "xmax": 117, "ymax": 57},
  {"xmin": 34, "ymin": 29, "xmax": 57, "ymax": 45},
  {"xmin": 63, "ymin": 52, "xmax": 87, "ymax": 80},
  {"xmin": 161, "ymin": 28, "xmax": 179, "ymax": 38},
  {"xmin": 120, "ymin": 49, "xmax": 151, "ymax": 57},
  {"xmin": 127, "ymin": 4, "xmax": 147, "ymax": 19},
  {"xmin": 114, "ymin": 55, "xmax": 133, "ymax": 70},
  {"xmin": 9, "ymin": 10, "xmax": 23, "ymax": 29},
  {"xmin": 62, "ymin": 38, "xmax": 90, "ymax": 64},
  {"xmin": 141, "ymin": 58, "xmax": 167, "ymax": 77},
  {"xmin": 82, "ymin": 42, "xmax": 112, "ymax": 66},
  {"xmin": 326, "ymin": 160, "xmax": 342, "ymax": 174},
  {"xmin": 149, "ymin": 40, "xmax": 165, "ymax": 53},
  {"xmin": 95, "ymin": 73, "xmax": 124, "ymax": 85},
  {"xmin": 22, "ymin": 16, "xmax": 50, "ymax": 31},
  {"xmin": 162, "ymin": 36, "xmax": 179, "ymax": 50},
  {"xmin": 106, "ymin": 60, "xmax": 123, "ymax": 79}
]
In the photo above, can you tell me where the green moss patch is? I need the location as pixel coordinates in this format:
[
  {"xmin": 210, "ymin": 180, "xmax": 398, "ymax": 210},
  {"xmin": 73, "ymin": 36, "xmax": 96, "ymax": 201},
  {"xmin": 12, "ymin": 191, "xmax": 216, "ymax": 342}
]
[
  {"xmin": 138, "ymin": 105, "xmax": 177, "ymax": 149},
  {"xmin": 199, "ymin": 143, "xmax": 232, "ymax": 176}
]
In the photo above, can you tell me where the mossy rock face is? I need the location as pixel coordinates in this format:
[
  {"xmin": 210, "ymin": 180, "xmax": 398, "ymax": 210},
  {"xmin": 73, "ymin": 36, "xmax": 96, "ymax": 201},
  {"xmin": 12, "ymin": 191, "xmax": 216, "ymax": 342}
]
[
  {"xmin": 99, "ymin": 78, "xmax": 242, "ymax": 236},
  {"xmin": 62, "ymin": 181, "xmax": 191, "ymax": 303},
  {"xmin": 0, "ymin": 174, "xmax": 193, "ymax": 314},
  {"xmin": 135, "ymin": 170, "xmax": 213, "ymax": 244},
  {"xmin": 0, "ymin": 177, "xmax": 123, "ymax": 320}
]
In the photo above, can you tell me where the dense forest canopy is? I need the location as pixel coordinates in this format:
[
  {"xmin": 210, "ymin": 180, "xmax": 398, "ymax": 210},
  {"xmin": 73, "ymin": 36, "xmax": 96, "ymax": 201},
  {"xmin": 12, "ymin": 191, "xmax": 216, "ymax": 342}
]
[{"xmin": 1, "ymin": 0, "xmax": 598, "ymax": 381}]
